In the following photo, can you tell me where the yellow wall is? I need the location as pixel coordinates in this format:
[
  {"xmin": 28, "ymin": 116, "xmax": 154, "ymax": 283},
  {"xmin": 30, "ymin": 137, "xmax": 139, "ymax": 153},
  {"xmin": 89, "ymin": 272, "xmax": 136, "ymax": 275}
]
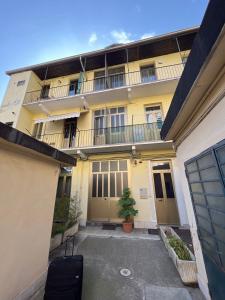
[{"xmin": 0, "ymin": 139, "xmax": 60, "ymax": 300}]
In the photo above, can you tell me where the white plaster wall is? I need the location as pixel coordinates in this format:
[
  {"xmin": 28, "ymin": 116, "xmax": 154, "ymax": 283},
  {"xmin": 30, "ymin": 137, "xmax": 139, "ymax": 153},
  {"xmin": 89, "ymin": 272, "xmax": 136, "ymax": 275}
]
[
  {"xmin": 171, "ymin": 158, "xmax": 189, "ymax": 227},
  {"xmin": 175, "ymin": 95, "xmax": 225, "ymax": 299}
]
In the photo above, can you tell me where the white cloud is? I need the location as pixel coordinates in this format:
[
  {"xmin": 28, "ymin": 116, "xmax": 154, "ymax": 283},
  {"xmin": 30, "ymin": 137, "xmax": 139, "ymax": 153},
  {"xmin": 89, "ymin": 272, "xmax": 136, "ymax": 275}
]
[
  {"xmin": 88, "ymin": 33, "xmax": 97, "ymax": 45},
  {"xmin": 141, "ymin": 32, "xmax": 156, "ymax": 39},
  {"xmin": 111, "ymin": 30, "xmax": 133, "ymax": 44}
]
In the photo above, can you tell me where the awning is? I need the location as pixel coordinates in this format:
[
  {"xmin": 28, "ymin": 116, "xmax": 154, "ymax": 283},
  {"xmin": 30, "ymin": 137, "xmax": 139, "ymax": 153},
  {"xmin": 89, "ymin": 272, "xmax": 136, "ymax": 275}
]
[{"xmin": 34, "ymin": 112, "xmax": 80, "ymax": 124}]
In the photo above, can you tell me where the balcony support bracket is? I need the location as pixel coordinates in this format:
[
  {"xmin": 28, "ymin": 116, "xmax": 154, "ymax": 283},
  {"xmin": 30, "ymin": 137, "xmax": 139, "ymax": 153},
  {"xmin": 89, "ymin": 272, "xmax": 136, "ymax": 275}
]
[{"xmin": 77, "ymin": 150, "xmax": 88, "ymax": 160}]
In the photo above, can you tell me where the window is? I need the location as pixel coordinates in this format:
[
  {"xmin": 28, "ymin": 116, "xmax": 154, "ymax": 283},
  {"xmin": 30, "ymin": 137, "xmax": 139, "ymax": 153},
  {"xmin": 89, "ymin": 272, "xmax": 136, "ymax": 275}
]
[
  {"xmin": 185, "ymin": 140, "xmax": 225, "ymax": 270},
  {"xmin": 33, "ymin": 123, "xmax": 43, "ymax": 139},
  {"xmin": 94, "ymin": 67, "xmax": 125, "ymax": 90},
  {"xmin": 17, "ymin": 80, "xmax": 25, "ymax": 86},
  {"xmin": 92, "ymin": 160, "xmax": 128, "ymax": 197},
  {"xmin": 140, "ymin": 65, "xmax": 156, "ymax": 83},
  {"xmin": 145, "ymin": 105, "xmax": 163, "ymax": 129},
  {"xmin": 68, "ymin": 80, "xmax": 78, "ymax": 96},
  {"xmin": 41, "ymin": 85, "xmax": 50, "ymax": 99},
  {"xmin": 94, "ymin": 107, "xmax": 126, "ymax": 132}
]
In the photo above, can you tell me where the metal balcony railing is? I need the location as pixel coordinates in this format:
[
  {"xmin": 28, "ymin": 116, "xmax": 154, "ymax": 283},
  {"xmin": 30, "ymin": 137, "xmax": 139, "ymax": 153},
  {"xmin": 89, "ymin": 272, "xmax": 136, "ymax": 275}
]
[
  {"xmin": 35, "ymin": 122, "xmax": 162, "ymax": 150},
  {"xmin": 24, "ymin": 64, "xmax": 184, "ymax": 104}
]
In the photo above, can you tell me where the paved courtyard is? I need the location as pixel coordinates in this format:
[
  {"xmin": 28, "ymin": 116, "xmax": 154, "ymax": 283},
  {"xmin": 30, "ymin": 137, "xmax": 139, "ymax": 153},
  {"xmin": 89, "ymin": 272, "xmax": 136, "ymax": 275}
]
[{"xmin": 32, "ymin": 227, "xmax": 204, "ymax": 300}]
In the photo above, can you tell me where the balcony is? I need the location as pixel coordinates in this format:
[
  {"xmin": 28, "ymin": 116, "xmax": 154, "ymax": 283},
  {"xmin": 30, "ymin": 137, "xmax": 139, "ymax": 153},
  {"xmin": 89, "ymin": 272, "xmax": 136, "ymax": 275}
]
[
  {"xmin": 35, "ymin": 122, "xmax": 172, "ymax": 155},
  {"xmin": 24, "ymin": 64, "xmax": 184, "ymax": 113}
]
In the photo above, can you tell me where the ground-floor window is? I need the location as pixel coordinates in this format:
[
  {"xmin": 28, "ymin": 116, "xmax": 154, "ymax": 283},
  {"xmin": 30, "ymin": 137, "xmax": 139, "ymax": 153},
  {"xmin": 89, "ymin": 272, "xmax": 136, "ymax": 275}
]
[{"xmin": 92, "ymin": 160, "xmax": 128, "ymax": 197}]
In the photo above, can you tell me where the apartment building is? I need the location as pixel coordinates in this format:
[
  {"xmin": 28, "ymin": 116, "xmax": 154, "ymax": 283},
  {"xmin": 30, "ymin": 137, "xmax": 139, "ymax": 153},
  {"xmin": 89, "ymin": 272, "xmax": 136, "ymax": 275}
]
[{"xmin": 0, "ymin": 27, "xmax": 197, "ymax": 228}]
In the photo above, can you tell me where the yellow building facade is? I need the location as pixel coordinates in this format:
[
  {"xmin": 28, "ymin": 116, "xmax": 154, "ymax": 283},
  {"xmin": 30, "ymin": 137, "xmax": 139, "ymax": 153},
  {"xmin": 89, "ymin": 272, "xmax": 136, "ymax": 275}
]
[{"xmin": 0, "ymin": 27, "xmax": 198, "ymax": 228}]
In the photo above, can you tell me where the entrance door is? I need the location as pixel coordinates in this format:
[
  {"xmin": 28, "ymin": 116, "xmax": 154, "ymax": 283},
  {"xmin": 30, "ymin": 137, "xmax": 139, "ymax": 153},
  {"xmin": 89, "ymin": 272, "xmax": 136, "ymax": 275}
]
[
  {"xmin": 88, "ymin": 160, "xmax": 128, "ymax": 223},
  {"xmin": 63, "ymin": 118, "xmax": 77, "ymax": 148},
  {"xmin": 152, "ymin": 161, "xmax": 179, "ymax": 225}
]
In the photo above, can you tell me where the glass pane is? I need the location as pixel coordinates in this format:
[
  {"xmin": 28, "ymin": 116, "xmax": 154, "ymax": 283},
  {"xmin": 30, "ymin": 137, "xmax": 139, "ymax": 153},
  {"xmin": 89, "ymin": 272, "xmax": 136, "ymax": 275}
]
[
  {"xmin": 191, "ymin": 183, "xmax": 203, "ymax": 193},
  {"xmin": 152, "ymin": 162, "xmax": 170, "ymax": 170},
  {"xmin": 192, "ymin": 193, "xmax": 206, "ymax": 206},
  {"xmin": 110, "ymin": 161, "xmax": 118, "ymax": 171},
  {"xmin": 207, "ymin": 195, "xmax": 225, "ymax": 211},
  {"xmin": 153, "ymin": 173, "xmax": 163, "ymax": 198},
  {"xmin": 188, "ymin": 171, "xmax": 200, "ymax": 183},
  {"xmin": 214, "ymin": 224, "xmax": 225, "ymax": 242},
  {"xmin": 123, "ymin": 173, "xmax": 128, "ymax": 190},
  {"xmin": 94, "ymin": 110, "xmax": 100, "ymax": 116},
  {"xmin": 164, "ymin": 173, "xmax": 175, "ymax": 198},
  {"xmin": 201, "ymin": 239, "xmax": 221, "ymax": 265},
  {"xmin": 119, "ymin": 160, "xmax": 127, "ymax": 171},
  {"xmin": 203, "ymin": 181, "xmax": 224, "ymax": 195},
  {"xmin": 195, "ymin": 205, "xmax": 210, "ymax": 219},
  {"xmin": 65, "ymin": 176, "xmax": 71, "ymax": 197},
  {"xmin": 197, "ymin": 153, "xmax": 214, "ymax": 169},
  {"xmin": 197, "ymin": 215, "xmax": 213, "ymax": 234},
  {"xmin": 104, "ymin": 174, "xmax": 108, "ymax": 197},
  {"xmin": 217, "ymin": 241, "xmax": 225, "ymax": 268},
  {"xmin": 116, "ymin": 173, "xmax": 122, "ymax": 197},
  {"xmin": 98, "ymin": 174, "xmax": 102, "ymax": 197},
  {"xmin": 220, "ymin": 164, "xmax": 225, "ymax": 178},
  {"xmin": 110, "ymin": 173, "xmax": 115, "ymax": 197},
  {"xmin": 101, "ymin": 161, "xmax": 108, "ymax": 172},
  {"xmin": 92, "ymin": 161, "xmax": 100, "ymax": 172},
  {"xmin": 186, "ymin": 161, "xmax": 197, "ymax": 173},
  {"xmin": 110, "ymin": 108, "xmax": 117, "ymax": 114},
  {"xmin": 56, "ymin": 177, "xmax": 64, "ymax": 198},
  {"xmin": 118, "ymin": 107, "xmax": 125, "ymax": 113},
  {"xmin": 92, "ymin": 174, "xmax": 97, "ymax": 197},
  {"xmin": 200, "ymin": 167, "xmax": 219, "ymax": 181},
  {"xmin": 216, "ymin": 146, "xmax": 225, "ymax": 164},
  {"xmin": 210, "ymin": 210, "xmax": 225, "ymax": 227}
]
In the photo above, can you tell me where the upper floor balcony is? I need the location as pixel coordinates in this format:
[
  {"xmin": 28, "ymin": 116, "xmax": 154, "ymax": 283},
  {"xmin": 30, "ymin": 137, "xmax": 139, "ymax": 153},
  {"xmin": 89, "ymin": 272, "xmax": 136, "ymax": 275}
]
[
  {"xmin": 24, "ymin": 63, "xmax": 184, "ymax": 114},
  {"xmin": 34, "ymin": 122, "xmax": 172, "ymax": 156}
]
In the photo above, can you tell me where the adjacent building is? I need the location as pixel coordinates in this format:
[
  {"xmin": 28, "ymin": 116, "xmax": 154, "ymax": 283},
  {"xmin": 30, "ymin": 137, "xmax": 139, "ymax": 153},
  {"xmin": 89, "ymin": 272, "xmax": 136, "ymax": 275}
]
[
  {"xmin": 161, "ymin": 1, "xmax": 225, "ymax": 299},
  {"xmin": 0, "ymin": 122, "xmax": 75, "ymax": 299},
  {"xmin": 0, "ymin": 27, "xmax": 198, "ymax": 228}
]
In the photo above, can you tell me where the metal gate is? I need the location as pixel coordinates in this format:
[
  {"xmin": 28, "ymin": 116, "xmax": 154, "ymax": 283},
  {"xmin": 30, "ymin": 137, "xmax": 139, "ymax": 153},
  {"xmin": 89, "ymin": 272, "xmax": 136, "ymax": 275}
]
[{"xmin": 185, "ymin": 139, "xmax": 225, "ymax": 300}]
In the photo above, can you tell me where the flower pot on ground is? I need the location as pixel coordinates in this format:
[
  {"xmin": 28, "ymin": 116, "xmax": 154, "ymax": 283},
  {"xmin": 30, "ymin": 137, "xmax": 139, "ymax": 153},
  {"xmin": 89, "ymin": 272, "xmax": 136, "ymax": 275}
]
[
  {"xmin": 118, "ymin": 188, "xmax": 138, "ymax": 233},
  {"xmin": 160, "ymin": 226, "xmax": 197, "ymax": 285}
]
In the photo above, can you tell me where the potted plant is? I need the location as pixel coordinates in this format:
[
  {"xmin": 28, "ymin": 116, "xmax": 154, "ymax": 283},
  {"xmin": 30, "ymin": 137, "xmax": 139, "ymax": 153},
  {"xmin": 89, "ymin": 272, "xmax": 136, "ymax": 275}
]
[
  {"xmin": 160, "ymin": 226, "xmax": 197, "ymax": 284},
  {"xmin": 118, "ymin": 188, "xmax": 138, "ymax": 233}
]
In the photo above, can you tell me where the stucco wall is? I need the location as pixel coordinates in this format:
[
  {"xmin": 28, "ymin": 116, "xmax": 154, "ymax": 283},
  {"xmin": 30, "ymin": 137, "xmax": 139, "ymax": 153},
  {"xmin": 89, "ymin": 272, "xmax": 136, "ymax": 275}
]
[
  {"xmin": 0, "ymin": 140, "xmax": 60, "ymax": 300},
  {"xmin": 175, "ymin": 95, "xmax": 225, "ymax": 299}
]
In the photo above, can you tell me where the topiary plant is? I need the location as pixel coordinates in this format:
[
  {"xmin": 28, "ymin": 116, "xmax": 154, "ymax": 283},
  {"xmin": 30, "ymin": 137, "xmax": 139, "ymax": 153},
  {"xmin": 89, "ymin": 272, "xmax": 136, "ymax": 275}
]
[{"xmin": 118, "ymin": 188, "xmax": 138, "ymax": 222}]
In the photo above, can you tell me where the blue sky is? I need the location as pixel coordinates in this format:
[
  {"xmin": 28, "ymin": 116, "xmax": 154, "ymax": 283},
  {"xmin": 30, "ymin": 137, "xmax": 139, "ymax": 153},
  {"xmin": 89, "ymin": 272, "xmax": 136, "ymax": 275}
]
[{"xmin": 0, "ymin": 0, "xmax": 208, "ymax": 103}]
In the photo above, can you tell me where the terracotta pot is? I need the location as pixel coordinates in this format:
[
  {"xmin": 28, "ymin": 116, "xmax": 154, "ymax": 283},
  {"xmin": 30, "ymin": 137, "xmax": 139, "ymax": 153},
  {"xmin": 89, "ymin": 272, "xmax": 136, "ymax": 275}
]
[{"xmin": 122, "ymin": 221, "xmax": 133, "ymax": 233}]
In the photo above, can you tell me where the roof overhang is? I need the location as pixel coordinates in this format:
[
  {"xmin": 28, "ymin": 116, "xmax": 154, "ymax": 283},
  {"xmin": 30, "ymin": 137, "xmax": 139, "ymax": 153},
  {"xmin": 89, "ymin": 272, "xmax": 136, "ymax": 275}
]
[
  {"xmin": 6, "ymin": 27, "xmax": 198, "ymax": 80},
  {"xmin": 161, "ymin": 1, "xmax": 225, "ymax": 144}
]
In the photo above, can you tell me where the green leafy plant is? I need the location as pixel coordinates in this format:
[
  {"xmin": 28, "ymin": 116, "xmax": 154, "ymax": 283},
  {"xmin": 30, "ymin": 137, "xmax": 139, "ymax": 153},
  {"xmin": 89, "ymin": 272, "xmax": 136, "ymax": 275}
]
[
  {"xmin": 67, "ymin": 195, "xmax": 82, "ymax": 228},
  {"xmin": 168, "ymin": 236, "xmax": 192, "ymax": 261},
  {"xmin": 118, "ymin": 188, "xmax": 138, "ymax": 222},
  {"xmin": 51, "ymin": 195, "xmax": 82, "ymax": 237}
]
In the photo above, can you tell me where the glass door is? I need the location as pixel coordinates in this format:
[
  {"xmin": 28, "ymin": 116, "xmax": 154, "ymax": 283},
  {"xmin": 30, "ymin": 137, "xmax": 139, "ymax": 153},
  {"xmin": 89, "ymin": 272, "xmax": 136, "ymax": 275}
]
[
  {"xmin": 152, "ymin": 162, "xmax": 179, "ymax": 225},
  {"xmin": 63, "ymin": 118, "xmax": 77, "ymax": 148}
]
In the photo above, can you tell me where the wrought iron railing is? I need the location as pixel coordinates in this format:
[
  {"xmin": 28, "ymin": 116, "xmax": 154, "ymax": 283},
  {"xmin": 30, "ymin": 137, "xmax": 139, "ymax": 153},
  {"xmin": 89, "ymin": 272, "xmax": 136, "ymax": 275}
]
[
  {"xmin": 35, "ymin": 122, "xmax": 162, "ymax": 149},
  {"xmin": 24, "ymin": 63, "xmax": 184, "ymax": 104}
]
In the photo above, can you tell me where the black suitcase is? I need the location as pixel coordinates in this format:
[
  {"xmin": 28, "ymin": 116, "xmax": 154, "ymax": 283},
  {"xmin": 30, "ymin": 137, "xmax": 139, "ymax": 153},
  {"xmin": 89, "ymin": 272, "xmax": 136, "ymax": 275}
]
[{"xmin": 44, "ymin": 236, "xmax": 83, "ymax": 300}]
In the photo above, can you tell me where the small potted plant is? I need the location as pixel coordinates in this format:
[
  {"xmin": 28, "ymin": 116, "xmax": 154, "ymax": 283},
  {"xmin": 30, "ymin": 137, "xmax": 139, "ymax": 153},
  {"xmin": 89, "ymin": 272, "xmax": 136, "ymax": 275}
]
[{"xmin": 118, "ymin": 188, "xmax": 138, "ymax": 233}]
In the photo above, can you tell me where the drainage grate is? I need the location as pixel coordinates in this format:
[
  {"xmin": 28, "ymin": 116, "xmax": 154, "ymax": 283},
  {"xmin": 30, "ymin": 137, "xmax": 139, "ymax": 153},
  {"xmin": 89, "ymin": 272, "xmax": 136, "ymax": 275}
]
[
  {"xmin": 120, "ymin": 268, "xmax": 132, "ymax": 277},
  {"xmin": 102, "ymin": 224, "xmax": 116, "ymax": 230}
]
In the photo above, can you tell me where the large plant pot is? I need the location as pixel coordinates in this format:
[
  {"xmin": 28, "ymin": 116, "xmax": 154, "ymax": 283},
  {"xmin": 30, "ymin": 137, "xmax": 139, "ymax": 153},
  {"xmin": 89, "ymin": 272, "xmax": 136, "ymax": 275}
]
[
  {"xmin": 160, "ymin": 226, "xmax": 197, "ymax": 285},
  {"xmin": 122, "ymin": 221, "xmax": 133, "ymax": 233}
]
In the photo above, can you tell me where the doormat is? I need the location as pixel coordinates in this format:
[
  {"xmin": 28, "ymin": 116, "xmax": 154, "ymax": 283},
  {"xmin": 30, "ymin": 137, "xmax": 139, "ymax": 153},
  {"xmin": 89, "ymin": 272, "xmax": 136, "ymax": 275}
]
[
  {"xmin": 148, "ymin": 228, "xmax": 159, "ymax": 235},
  {"xmin": 102, "ymin": 224, "xmax": 116, "ymax": 230}
]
